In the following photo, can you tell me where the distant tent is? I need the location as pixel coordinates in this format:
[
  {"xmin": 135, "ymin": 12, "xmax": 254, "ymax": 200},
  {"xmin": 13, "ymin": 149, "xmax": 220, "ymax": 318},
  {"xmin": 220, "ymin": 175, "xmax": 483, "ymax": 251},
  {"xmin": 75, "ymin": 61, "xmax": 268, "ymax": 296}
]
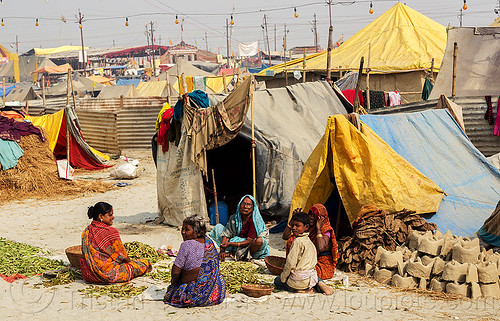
[
  {"xmin": 32, "ymin": 63, "xmax": 73, "ymax": 75},
  {"xmin": 46, "ymin": 74, "xmax": 105, "ymax": 97},
  {"xmin": 290, "ymin": 115, "xmax": 444, "ymax": 230},
  {"xmin": 0, "ymin": 44, "xmax": 20, "ymax": 82},
  {"xmin": 137, "ymin": 81, "xmax": 169, "ymax": 97},
  {"xmin": 489, "ymin": 17, "xmax": 500, "ymax": 27},
  {"xmin": 88, "ymin": 75, "xmax": 114, "ymax": 85},
  {"xmin": 5, "ymin": 87, "xmax": 38, "ymax": 102},
  {"xmin": 428, "ymin": 27, "xmax": 500, "ymax": 100},
  {"xmin": 360, "ymin": 109, "xmax": 500, "ymax": 236},
  {"xmin": 26, "ymin": 105, "xmax": 110, "ymax": 170},
  {"xmin": 97, "ymin": 85, "xmax": 139, "ymax": 98},
  {"xmin": 259, "ymin": 3, "xmax": 447, "ymax": 103},
  {"xmin": 0, "ymin": 85, "xmax": 16, "ymax": 98}
]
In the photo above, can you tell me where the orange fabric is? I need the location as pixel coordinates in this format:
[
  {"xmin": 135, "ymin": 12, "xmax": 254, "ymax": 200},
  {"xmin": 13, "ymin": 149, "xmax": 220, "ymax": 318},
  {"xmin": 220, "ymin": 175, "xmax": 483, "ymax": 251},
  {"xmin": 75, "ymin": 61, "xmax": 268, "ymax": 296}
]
[
  {"xmin": 0, "ymin": 111, "xmax": 24, "ymax": 119},
  {"xmin": 32, "ymin": 63, "xmax": 73, "ymax": 74},
  {"xmin": 81, "ymin": 221, "xmax": 151, "ymax": 283}
]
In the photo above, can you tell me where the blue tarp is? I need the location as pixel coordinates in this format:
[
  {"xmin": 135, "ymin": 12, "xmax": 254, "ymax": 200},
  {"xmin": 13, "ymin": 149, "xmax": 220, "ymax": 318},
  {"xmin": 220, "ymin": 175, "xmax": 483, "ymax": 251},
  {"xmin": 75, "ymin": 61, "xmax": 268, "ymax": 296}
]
[
  {"xmin": 116, "ymin": 79, "xmax": 141, "ymax": 87},
  {"xmin": 360, "ymin": 109, "xmax": 500, "ymax": 237},
  {"xmin": 1, "ymin": 86, "xmax": 16, "ymax": 98}
]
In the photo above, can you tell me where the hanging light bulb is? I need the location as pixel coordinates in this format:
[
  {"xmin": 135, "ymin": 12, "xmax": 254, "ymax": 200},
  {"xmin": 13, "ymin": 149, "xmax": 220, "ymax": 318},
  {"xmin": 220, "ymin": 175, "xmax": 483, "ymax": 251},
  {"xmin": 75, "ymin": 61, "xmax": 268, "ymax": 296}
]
[
  {"xmin": 463, "ymin": 0, "xmax": 467, "ymax": 10},
  {"xmin": 230, "ymin": 15, "xmax": 234, "ymax": 25},
  {"xmin": 369, "ymin": 1, "xmax": 374, "ymax": 14},
  {"xmin": 79, "ymin": 23, "xmax": 82, "ymax": 29},
  {"xmin": 294, "ymin": 7, "xmax": 298, "ymax": 18},
  {"xmin": 35, "ymin": 18, "xmax": 39, "ymax": 27},
  {"xmin": 1, "ymin": 18, "xmax": 4, "ymax": 27},
  {"xmin": 125, "ymin": 17, "xmax": 129, "ymax": 27},
  {"xmin": 175, "ymin": 15, "xmax": 179, "ymax": 24}
]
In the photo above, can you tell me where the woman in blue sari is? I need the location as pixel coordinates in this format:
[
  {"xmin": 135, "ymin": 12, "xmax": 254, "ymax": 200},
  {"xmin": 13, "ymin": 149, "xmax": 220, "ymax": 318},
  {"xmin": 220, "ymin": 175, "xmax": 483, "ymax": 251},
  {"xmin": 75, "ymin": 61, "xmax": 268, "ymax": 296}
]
[
  {"xmin": 209, "ymin": 195, "xmax": 270, "ymax": 261},
  {"xmin": 164, "ymin": 215, "xmax": 226, "ymax": 307}
]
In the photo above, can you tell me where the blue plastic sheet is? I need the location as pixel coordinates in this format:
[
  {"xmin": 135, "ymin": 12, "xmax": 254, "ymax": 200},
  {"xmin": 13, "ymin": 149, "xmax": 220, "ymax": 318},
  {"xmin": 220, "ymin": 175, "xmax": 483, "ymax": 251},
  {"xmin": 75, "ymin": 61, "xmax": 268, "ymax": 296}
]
[
  {"xmin": 1, "ymin": 86, "xmax": 16, "ymax": 98},
  {"xmin": 116, "ymin": 79, "xmax": 141, "ymax": 87},
  {"xmin": 360, "ymin": 109, "xmax": 500, "ymax": 237}
]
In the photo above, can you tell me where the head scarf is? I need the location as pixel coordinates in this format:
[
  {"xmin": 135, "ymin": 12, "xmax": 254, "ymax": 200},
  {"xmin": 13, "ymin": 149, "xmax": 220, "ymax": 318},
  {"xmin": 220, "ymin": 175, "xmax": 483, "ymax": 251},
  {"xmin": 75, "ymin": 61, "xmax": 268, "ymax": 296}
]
[{"xmin": 234, "ymin": 195, "xmax": 266, "ymax": 236}]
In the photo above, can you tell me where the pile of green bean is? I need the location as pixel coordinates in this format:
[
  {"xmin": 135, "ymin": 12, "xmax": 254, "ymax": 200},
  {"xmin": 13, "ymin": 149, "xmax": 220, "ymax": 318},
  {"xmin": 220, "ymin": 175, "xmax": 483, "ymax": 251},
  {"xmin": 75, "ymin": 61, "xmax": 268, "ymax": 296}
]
[
  {"xmin": 149, "ymin": 264, "xmax": 172, "ymax": 282},
  {"xmin": 0, "ymin": 238, "xmax": 65, "ymax": 276},
  {"xmin": 124, "ymin": 241, "xmax": 169, "ymax": 264},
  {"xmin": 220, "ymin": 261, "xmax": 263, "ymax": 293},
  {"xmin": 78, "ymin": 283, "xmax": 148, "ymax": 299},
  {"xmin": 43, "ymin": 269, "xmax": 82, "ymax": 287}
]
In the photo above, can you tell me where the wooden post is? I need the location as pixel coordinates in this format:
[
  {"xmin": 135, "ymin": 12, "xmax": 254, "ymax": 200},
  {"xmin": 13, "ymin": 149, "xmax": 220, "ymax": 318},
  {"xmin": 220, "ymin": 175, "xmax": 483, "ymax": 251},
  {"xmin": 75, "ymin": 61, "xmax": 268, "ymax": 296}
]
[
  {"xmin": 250, "ymin": 76, "xmax": 256, "ymax": 199},
  {"xmin": 70, "ymin": 72, "xmax": 77, "ymax": 110},
  {"xmin": 430, "ymin": 58, "xmax": 435, "ymax": 82},
  {"xmin": 211, "ymin": 169, "xmax": 219, "ymax": 224},
  {"xmin": 326, "ymin": 25, "xmax": 333, "ymax": 80},
  {"xmin": 365, "ymin": 44, "xmax": 371, "ymax": 110},
  {"xmin": 25, "ymin": 101, "xmax": 29, "ymax": 115},
  {"xmin": 41, "ymin": 75, "xmax": 46, "ymax": 108},
  {"xmin": 66, "ymin": 69, "xmax": 71, "ymax": 106},
  {"xmin": 452, "ymin": 42, "xmax": 458, "ymax": 99},
  {"xmin": 353, "ymin": 57, "xmax": 365, "ymax": 113},
  {"xmin": 302, "ymin": 49, "xmax": 307, "ymax": 83},
  {"xmin": 2, "ymin": 77, "xmax": 5, "ymax": 107},
  {"xmin": 165, "ymin": 70, "xmax": 171, "ymax": 106},
  {"xmin": 284, "ymin": 37, "xmax": 288, "ymax": 86},
  {"xmin": 222, "ymin": 72, "xmax": 228, "ymax": 94}
]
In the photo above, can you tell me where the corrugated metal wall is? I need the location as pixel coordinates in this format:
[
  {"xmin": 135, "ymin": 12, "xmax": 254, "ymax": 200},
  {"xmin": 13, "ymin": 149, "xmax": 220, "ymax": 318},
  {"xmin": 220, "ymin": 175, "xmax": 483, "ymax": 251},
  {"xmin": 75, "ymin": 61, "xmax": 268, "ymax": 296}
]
[
  {"xmin": 76, "ymin": 97, "xmax": 169, "ymax": 155},
  {"xmin": 369, "ymin": 96, "xmax": 500, "ymax": 157}
]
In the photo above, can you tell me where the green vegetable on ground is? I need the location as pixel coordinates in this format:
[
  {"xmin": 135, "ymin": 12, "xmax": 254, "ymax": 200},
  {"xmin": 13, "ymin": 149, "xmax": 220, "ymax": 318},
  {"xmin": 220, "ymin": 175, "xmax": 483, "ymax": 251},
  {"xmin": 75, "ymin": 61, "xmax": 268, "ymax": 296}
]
[
  {"xmin": 124, "ymin": 241, "xmax": 169, "ymax": 264},
  {"xmin": 78, "ymin": 283, "xmax": 148, "ymax": 299},
  {"xmin": 220, "ymin": 261, "xmax": 264, "ymax": 294},
  {"xmin": 43, "ymin": 269, "xmax": 82, "ymax": 287}
]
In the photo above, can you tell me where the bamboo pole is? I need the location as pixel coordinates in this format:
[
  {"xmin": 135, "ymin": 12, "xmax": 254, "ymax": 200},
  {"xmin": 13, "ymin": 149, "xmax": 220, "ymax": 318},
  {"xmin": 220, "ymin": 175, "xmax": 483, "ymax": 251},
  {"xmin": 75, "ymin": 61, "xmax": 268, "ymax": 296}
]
[
  {"xmin": 2, "ymin": 77, "xmax": 4, "ymax": 107},
  {"xmin": 70, "ymin": 72, "xmax": 77, "ymax": 110},
  {"xmin": 66, "ymin": 69, "xmax": 71, "ymax": 106},
  {"xmin": 250, "ymin": 76, "xmax": 256, "ymax": 199},
  {"xmin": 452, "ymin": 42, "xmax": 458, "ymax": 99},
  {"xmin": 353, "ymin": 57, "xmax": 364, "ymax": 113},
  {"xmin": 166, "ymin": 70, "xmax": 171, "ymax": 106},
  {"xmin": 222, "ymin": 72, "xmax": 228, "ymax": 94},
  {"xmin": 430, "ymin": 58, "xmax": 435, "ymax": 82},
  {"xmin": 284, "ymin": 39, "xmax": 288, "ymax": 86},
  {"xmin": 212, "ymin": 169, "xmax": 219, "ymax": 225},
  {"xmin": 366, "ymin": 44, "xmax": 371, "ymax": 110},
  {"xmin": 41, "ymin": 75, "xmax": 46, "ymax": 108},
  {"xmin": 25, "ymin": 101, "xmax": 29, "ymax": 115},
  {"xmin": 302, "ymin": 49, "xmax": 307, "ymax": 83}
]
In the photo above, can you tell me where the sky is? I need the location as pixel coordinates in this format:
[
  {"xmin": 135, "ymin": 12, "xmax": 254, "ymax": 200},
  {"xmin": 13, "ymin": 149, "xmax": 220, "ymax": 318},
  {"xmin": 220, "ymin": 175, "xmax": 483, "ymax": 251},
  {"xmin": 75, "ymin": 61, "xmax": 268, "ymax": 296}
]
[{"xmin": 0, "ymin": 0, "xmax": 498, "ymax": 55}]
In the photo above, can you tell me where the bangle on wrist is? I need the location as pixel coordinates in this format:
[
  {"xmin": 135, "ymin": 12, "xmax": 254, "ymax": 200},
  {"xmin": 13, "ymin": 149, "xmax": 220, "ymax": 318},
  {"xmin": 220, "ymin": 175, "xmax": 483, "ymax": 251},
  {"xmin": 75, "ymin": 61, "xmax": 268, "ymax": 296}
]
[{"xmin": 316, "ymin": 234, "xmax": 323, "ymax": 238}]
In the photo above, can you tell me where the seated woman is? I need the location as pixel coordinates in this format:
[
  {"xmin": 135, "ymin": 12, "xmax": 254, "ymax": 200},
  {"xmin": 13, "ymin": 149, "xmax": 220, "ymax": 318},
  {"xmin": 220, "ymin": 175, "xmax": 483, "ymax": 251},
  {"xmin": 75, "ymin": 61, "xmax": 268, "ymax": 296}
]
[
  {"xmin": 80, "ymin": 202, "xmax": 152, "ymax": 284},
  {"xmin": 283, "ymin": 204, "xmax": 339, "ymax": 293},
  {"xmin": 209, "ymin": 195, "xmax": 270, "ymax": 261},
  {"xmin": 164, "ymin": 215, "xmax": 226, "ymax": 307}
]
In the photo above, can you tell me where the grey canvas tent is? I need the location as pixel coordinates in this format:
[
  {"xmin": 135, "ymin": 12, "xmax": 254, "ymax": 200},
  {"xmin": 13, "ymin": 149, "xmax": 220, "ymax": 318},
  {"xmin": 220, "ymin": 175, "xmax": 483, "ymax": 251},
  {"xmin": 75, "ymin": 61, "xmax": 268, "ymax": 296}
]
[
  {"xmin": 429, "ymin": 27, "xmax": 500, "ymax": 100},
  {"xmin": 97, "ymin": 85, "xmax": 139, "ymax": 98},
  {"xmin": 156, "ymin": 77, "xmax": 349, "ymax": 226},
  {"xmin": 5, "ymin": 86, "xmax": 38, "ymax": 102}
]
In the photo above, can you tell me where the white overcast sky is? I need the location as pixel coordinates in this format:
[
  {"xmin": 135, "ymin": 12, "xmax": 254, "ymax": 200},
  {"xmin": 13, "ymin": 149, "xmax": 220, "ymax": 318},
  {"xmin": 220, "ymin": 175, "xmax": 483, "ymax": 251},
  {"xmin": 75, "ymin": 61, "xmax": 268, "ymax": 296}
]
[{"xmin": 0, "ymin": 0, "xmax": 498, "ymax": 54}]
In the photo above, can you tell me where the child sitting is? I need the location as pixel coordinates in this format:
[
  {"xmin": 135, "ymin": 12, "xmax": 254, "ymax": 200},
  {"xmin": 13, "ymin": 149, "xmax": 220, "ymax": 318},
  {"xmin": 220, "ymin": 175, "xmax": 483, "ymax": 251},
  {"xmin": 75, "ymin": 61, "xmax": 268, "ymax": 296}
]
[{"xmin": 275, "ymin": 212, "xmax": 332, "ymax": 294}]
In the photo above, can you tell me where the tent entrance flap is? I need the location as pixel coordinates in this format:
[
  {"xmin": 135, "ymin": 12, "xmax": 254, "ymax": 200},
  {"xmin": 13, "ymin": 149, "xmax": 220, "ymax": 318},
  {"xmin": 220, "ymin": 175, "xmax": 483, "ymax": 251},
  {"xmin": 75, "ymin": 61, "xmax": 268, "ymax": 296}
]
[{"xmin": 204, "ymin": 134, "xmax": 253, "ymax": 216}]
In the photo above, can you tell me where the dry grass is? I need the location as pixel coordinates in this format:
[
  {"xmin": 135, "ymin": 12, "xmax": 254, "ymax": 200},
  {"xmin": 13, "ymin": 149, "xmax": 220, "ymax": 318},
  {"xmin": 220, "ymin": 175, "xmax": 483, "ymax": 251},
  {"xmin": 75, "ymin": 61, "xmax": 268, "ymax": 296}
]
[{"xmin": 0, "ymin": 134, "xmax": 115, "ymax": 204}]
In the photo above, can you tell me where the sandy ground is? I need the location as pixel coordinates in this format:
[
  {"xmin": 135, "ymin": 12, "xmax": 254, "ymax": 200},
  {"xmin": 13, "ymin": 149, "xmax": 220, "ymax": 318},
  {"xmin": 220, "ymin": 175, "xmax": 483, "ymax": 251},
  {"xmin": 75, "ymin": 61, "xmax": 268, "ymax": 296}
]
[{"xmin": 0, "ymin": 151, "xmax": 498, "ymax": 321}]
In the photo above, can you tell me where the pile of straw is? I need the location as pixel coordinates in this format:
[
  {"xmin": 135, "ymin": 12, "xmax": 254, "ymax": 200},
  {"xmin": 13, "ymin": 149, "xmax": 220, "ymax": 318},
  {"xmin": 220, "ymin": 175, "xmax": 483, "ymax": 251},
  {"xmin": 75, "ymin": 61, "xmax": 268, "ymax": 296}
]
[{"xmin": 0, "ymin": 133, "xmax": 113, "ymax": 203}]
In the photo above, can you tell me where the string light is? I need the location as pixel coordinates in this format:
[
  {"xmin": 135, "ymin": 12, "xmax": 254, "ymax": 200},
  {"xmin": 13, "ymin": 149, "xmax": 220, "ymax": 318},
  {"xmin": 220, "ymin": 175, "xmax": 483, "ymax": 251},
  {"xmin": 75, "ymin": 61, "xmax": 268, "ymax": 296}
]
[
  {"xmin": 175, "ymin": 15, "xmax": 179, "ymax": 24},
  {"xmin": 369, "ymin": 1, "xmax": 373, "ymax": 14},
  {"xmin": 294, "ymin": 7, "xmax": 298, "ymax": 18},
  {"xmin": 35, "ymin": 18, "xmax": 39, "ymax": 27},
  {"xmin": 1, "ymin": 18, "xmax": 4, "ymax": 27},
  {"xmin": 125, "ymin": 17, "xmax": 129, "ymax": 26},
  {"xmin": 230, "ymin": 15, "xmax": 234, "ymax": 25},
  {"xmin": 463, "ymin": 0, "xmax": 467, "ymax": 10}
]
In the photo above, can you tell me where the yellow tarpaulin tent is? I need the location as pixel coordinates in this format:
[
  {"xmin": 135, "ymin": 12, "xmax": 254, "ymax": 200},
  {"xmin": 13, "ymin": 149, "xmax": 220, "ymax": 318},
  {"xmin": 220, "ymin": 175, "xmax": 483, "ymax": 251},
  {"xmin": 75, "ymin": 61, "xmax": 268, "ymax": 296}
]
[
  {"xmin": 137, "ymin": 81, "xmax": 168, "ymax": 97},
  {"xmin": 290, "ymin": 115, "xmax": 444, "ymax": 223},
  {"xmin": 259, "ymin": 3, "xmax": 446, "ymax": 75}
]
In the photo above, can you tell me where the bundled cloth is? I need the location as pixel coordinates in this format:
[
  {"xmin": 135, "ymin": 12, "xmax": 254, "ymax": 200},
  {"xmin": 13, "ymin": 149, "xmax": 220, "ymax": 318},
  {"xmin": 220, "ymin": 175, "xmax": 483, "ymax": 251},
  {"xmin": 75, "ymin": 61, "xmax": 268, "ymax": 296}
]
[{"xmin": 338, "ymin": 204, "xmax": 437, "ymax": 272}]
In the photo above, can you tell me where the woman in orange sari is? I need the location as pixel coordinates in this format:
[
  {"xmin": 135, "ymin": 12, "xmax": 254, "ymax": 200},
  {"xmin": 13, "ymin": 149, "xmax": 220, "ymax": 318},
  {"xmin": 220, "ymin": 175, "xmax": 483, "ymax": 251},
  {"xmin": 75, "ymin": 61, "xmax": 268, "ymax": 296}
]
[
  {"xmin": 80, "ymin": 202, "xmax": 152, "ymax": 283},
  {"xmin": 284, "ymin": 204, "xmax": 339, "ymax": 282}
]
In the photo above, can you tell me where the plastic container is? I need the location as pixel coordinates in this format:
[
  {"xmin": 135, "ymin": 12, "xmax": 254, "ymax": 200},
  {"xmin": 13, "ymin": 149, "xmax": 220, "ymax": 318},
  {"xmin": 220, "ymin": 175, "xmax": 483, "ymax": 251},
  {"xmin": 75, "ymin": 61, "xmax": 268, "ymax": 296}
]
[{"xmin": 209, "ymin": 200, "xmax": 229, "ymax": 226}]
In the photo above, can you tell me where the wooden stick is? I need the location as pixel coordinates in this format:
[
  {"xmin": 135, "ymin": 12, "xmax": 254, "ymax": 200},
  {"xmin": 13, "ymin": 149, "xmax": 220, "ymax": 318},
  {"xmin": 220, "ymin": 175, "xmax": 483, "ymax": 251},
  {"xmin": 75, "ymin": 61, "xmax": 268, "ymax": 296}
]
[
  {"xmin": 302, "ymin": 49, "xmax": 307, "ymax": 83},
  {"xmin": 452, "ymin": 42, "xmax": 458, "ymax": 99},
  {"xmin": 166, "ymin": 70, "xmax": 171, "ymax": 106},
  {"xmin": 222, "ymin": 72, "xmax": 228, "ymax": 94},
  {"xmin": 212, "ymin": 169, "xmax": 219, "ymax": 225},
  {"xmin": 353, "ymin": 57, "xmax": 364, "ymax": 113},
  {"xmin": 70, "ymin": 72, "xmax": 77, "ymax": 109},
  {"xmin": 430, "ymin": 57, "xmax": 435, "ymax": 82},
  {"xmin": 25, "ymin": 101, "xmax": 29, "ymax": 115},
  {"xmin": 250, "ymin": 76, "xmax": 256, "ymax": 199},
  {"xmin": 2, "ymin": 77, "xmax": 4, "ymax": 107},
  {"xmin": 366, "ymin": 44, "xmax": 371, "ymax": 110},
  {"xmin": 41, "ymin": 75, "xmax": 46, "ymax": 108},
  {"xmin": 66, "ymin": 69, "xmax": 71, "ymax": 106}
]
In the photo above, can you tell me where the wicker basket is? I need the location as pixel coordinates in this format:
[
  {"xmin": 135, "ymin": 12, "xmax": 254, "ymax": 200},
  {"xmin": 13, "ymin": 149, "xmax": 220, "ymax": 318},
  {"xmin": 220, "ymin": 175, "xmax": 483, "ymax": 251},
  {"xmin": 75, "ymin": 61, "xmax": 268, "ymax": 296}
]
[
  {"xmin": 241, "ymin": 284, "xmax": 274, "ymax": 297},
  {"xmin": 65, "ymin": 245, "xmax": 84, "ymax": 269},
  {"xmin": 264, "ymin": 255, "xmax": 286, "ymax": 275}
]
